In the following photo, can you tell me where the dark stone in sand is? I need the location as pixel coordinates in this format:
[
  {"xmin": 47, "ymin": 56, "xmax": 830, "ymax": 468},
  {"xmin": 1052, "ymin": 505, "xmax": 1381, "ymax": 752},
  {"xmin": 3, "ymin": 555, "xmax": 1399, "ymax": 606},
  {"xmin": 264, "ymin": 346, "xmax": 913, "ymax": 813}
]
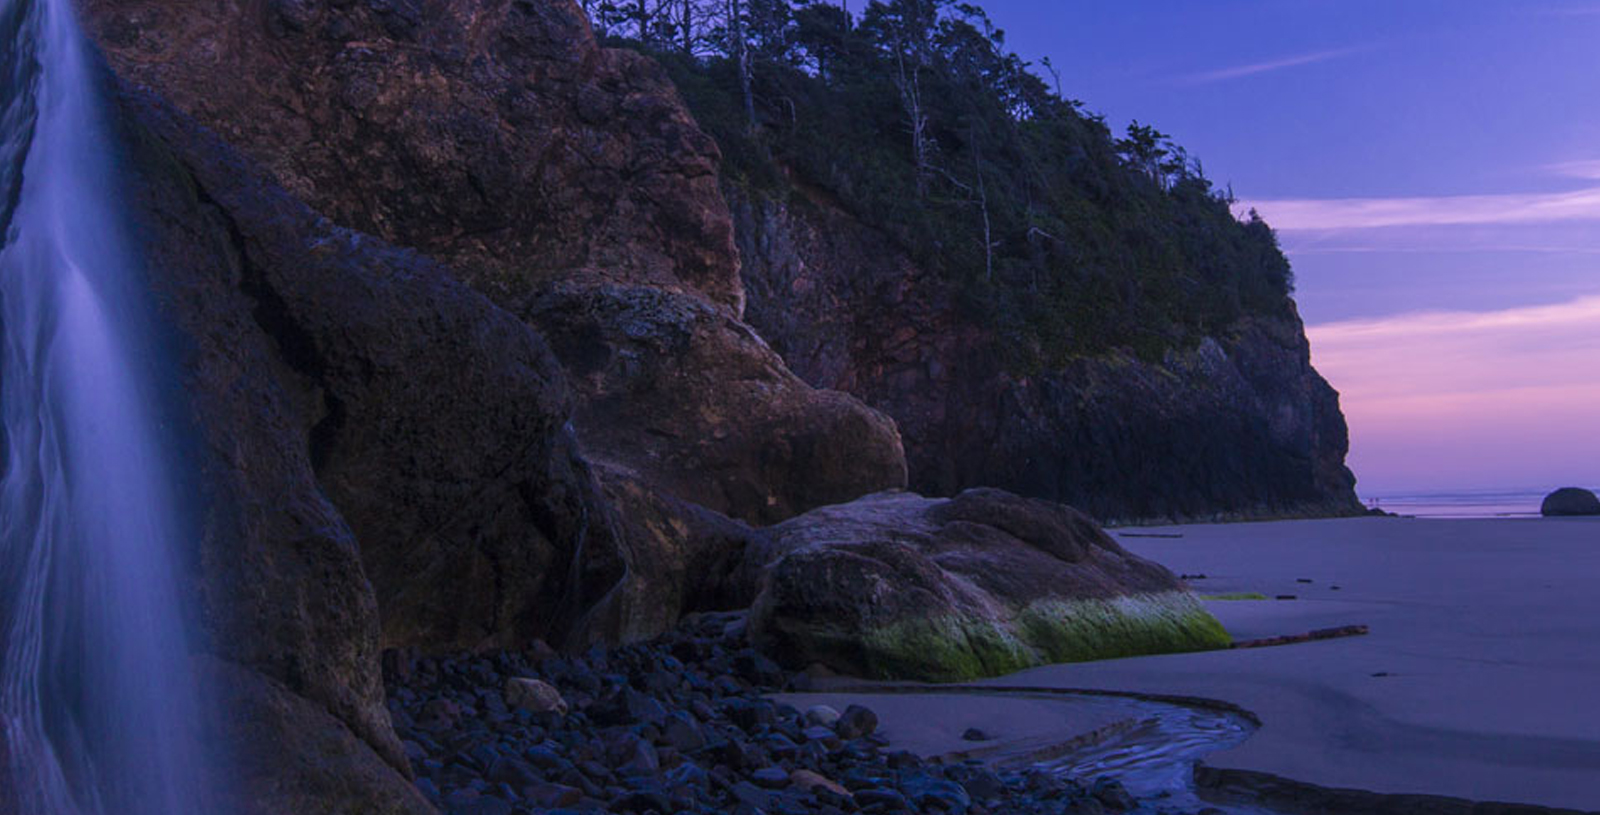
[
  {"xmin": 836, "ymin": 705, "xmax": 880, "ymax": 740},
  {"xmin": 1541, "ymin": 487, "xmax": 1600, "ymax": 517},
  {"xmin": 1092, "ymin": 778, "xmax": 1137, "ymax": 811}
]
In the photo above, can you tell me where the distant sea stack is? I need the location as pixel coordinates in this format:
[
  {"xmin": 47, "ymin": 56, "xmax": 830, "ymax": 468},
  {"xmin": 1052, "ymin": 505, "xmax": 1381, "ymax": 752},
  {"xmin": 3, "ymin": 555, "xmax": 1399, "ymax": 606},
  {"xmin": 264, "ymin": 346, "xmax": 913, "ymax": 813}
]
[{"xmin": 1541, "ymin": 487, "xmax": 1600, "ymax": 516}]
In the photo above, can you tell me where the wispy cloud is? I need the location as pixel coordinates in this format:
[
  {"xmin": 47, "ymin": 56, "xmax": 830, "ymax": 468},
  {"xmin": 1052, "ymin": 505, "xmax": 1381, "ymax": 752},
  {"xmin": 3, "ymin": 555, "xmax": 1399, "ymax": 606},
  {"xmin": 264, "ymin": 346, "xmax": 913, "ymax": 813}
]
[
  {"xmin": 1176, "ymin": 46, "xmax": 1365, "ymax": 85},
  {"xmin": 1309, "ymin": 295, "xmax": 1600, "ymax": 491},
  {"xmin": 1543, "ymin": 158, "xmax": 1600, "ymax": 180},
  {"xmin": 1240, "ymin": 186, "xmax": 1600, "ymax": 231},
  {"xmin": 1539, "ymin": 5, "xmax": 1600, "ymax": 16}
]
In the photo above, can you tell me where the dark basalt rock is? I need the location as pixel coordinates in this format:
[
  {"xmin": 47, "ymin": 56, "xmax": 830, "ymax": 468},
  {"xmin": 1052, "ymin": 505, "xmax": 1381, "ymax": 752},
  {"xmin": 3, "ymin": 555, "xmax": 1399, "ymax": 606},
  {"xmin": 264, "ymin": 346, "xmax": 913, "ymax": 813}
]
[
  {"xmin": 121, "ymin": 86, "xmax": 633, "ymax": 653},
  {"xmin": 1541, "ymin": 487, "xmax": 1600, "ymax": 517},
  {"xmin": 746, "ymin": 489, "xmax": 1231, "ymax": 681},
  {"xmin": 106, "ymin": 81, "xmax": 653, "ymax": 811}
]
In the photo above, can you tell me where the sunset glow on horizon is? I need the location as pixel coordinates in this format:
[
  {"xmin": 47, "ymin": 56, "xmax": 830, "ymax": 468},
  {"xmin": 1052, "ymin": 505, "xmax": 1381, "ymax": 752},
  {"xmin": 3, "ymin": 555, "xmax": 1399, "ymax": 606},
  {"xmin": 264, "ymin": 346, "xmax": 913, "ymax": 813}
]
[{"xmin": 1308, "ymin": 295, "xmax": 1600, "ymax": 495}]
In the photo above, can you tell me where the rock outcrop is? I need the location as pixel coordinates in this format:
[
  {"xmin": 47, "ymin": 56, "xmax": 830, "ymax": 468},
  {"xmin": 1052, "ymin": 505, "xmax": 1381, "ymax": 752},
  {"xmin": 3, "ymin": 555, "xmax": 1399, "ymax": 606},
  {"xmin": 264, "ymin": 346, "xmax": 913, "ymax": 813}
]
[
  {"xmin": 1541, "ymin": 487, "xmax": 1600, "ymax": 517},
  {"xmin": 85, "ymin": 0, "xmax": 741, "ymax": 309},
  {"xmin": 81, "ymin": 0, "xmax": 907, "ymax": 529},
  {"xmin": 730, "ymin": 186, "xmax": 1362, "ymax": 523},
  {"xmin": 746, "ymin": 490, "xmax": 1230, "ymax": 680},
  {"xmin": 109, "ymin": 84, "xmax": 643, "ymax": 812}
]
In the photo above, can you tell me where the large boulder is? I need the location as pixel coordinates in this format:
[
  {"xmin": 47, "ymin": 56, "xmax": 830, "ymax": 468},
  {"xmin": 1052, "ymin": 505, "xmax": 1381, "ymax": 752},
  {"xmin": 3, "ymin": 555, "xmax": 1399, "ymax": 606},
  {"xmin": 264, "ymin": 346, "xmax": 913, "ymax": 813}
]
[
  {"xmin": 1541, "ymin": 487, "xmax": 1600, "ymax": 517},
  {"xmin": 528, "ymin": 282, "xmax": 906, "ymax": 524},
  {"xmin": 109, "ymin": 85, "xmax": 637, "ymax": 812},
  {"xmin": 80, "ymin": 0, "xmax": 908, "ymax": 526},
  {"xmin": 747, "ymin": 489, "xmax": 1230, "ymax": 681}
]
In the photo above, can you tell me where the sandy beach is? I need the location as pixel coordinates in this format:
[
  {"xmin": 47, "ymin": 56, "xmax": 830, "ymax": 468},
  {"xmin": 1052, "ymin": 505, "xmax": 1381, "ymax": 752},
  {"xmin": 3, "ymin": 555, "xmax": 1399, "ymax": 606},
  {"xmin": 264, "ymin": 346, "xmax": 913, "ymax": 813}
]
[{"xmin": 967, "ymin": 516, "xmax": 1600, "ymax": 809}]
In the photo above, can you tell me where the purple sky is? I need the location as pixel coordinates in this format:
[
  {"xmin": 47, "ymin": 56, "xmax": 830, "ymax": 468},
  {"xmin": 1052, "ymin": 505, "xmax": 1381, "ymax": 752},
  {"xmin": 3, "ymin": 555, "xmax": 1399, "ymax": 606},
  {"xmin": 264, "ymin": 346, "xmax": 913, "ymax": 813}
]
[{"xmin": 975, "ymin": 0, "xmax": 1600, "ymax": 495}]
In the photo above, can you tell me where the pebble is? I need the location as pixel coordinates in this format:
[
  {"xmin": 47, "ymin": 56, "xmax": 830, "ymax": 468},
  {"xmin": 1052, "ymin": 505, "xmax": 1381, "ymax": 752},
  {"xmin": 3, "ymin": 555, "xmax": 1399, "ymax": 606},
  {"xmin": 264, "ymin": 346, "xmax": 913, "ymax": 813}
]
[
  {"xmin": 803, "ymin": 704, "xmax": 841, "ymax": 727},
  {"xmin": 504, "ymin": 677, "xmax": 567, "ymax": 716},
  {"xmin": 836, "ymin": 704, "xmax": 879, "ymax": 740}
]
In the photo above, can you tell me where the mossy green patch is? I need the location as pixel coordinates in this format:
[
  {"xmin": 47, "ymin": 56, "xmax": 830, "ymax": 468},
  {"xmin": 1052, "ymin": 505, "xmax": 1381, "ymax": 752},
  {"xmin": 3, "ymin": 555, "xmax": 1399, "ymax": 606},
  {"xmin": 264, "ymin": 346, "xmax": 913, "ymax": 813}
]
[
  {"xmin": 1014, "ymin": 592, "xmax": 1231, "ymax": 664},
  {"xmin": 1201, "ymin": 592, "xmax": 1269, "ymax": 601},
  {"xmin": 857, "ymin": 614, "xmax": 1039, "ymax": 682},
  {"xmin": 848, "ymin": 591, "xmax": 1230, "ymax": 682}
]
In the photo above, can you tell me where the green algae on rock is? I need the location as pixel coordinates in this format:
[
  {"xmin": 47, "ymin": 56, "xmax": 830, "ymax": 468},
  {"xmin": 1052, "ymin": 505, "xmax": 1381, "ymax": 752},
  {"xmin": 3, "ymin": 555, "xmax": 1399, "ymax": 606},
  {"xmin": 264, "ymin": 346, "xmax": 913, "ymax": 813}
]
[
  {"xmin": 1016, "ymin": 594, "xmax": 1232, "ymax": 665},
  {"xmin": 747, "ymin": 490, "xmax": 1229, "ymax": 681}
]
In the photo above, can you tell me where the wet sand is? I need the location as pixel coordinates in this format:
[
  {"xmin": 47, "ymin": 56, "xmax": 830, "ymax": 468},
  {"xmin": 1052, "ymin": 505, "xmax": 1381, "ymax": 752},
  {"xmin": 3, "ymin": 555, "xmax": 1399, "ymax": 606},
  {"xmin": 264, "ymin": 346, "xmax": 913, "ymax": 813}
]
[{"xmin": 986, "ymin": 517, "xmax": 1600, "ymax": 810}]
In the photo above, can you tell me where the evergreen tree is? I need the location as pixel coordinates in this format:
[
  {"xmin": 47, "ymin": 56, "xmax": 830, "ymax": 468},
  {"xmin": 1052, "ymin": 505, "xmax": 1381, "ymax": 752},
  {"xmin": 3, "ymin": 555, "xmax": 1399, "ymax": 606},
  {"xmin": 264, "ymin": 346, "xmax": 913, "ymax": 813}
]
[{"xmin": 596, "ymin": 0, "xmax": 1297, "ymax": 367}]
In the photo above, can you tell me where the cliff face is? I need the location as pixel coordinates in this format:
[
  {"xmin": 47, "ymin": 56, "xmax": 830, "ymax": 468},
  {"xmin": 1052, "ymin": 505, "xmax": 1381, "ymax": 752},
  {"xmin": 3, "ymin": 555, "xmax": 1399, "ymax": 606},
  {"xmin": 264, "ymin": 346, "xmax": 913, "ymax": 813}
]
[
  {"xmin": 86, "ymin": 0, "xmax": 741, "ymax": 309},
  {"xmin": 82, "ymin": 0, "xmax": 906, "ymax": 533},
  {"xmin": 730, "ymin": 185, "xmax": 1361, "ymax": 522},
  {"xmin": 110, "ymin": 88, "xmax": 534, "ymax": 814}
]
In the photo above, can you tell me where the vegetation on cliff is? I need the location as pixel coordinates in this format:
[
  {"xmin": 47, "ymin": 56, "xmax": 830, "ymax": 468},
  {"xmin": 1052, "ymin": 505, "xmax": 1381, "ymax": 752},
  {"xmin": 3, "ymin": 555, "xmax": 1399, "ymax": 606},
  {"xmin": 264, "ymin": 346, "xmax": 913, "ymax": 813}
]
[{"xmin": 595, "ymin": 0, "xmax": 1296, "ymax": 365}]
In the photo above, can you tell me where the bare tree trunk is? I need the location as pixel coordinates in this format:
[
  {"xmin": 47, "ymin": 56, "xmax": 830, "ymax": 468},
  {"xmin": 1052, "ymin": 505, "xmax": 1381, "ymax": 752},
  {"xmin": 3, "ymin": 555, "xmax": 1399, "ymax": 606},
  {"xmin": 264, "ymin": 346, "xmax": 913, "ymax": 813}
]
[
  {"xmin": 729, "ymin": 0, "xmax": 755, "ymax": 131},
  {"xmin": 681, "ymin": 0, "xmax": 693, "ymax": 54},
  {"xmin": 972, "ymin": 127, "xmax": 992, "ymax": 282},
  {"xmin": 894, "ymin": 43, "xmax": 928, "ymax": 196}
]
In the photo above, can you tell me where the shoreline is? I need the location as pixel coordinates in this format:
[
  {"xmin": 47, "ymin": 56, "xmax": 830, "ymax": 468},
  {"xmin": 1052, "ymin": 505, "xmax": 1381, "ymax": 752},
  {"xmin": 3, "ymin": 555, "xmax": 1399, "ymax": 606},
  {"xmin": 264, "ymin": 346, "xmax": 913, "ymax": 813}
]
[
  {"xmin": 1003, "ymin": 516, "xmax": 1600, "ymax": 810},
  {"xmin": 782, "ymin": 682, "xmax": 1600, "ymax": 815}
]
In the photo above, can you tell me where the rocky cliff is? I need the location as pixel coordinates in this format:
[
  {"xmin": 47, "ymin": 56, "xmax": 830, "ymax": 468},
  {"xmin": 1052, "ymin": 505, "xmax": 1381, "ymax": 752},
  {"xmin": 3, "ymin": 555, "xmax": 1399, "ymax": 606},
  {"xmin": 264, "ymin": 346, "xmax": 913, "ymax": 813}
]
[
  {"xmin": 729, "ymin": 184, "xmax": 1361, "ymax": 523},
  {"xmin": 79, "ymin": 3, "xmax": 906, "ymax": 809},
  {"xmin": 82, "ymin": 0, "xmax": 907, "ymax": 534},
  {"xmin": 63, "ymin": 0, "xmax": 1322, "ymax": 810}
]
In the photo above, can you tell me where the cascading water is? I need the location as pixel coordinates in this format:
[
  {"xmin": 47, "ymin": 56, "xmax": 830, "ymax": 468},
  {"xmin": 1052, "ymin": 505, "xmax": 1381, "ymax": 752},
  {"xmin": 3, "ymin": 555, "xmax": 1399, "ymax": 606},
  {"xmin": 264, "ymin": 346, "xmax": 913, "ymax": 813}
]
[{"xmin": 0, "ymin": 0, "xmax": 216, "ymax": 812}]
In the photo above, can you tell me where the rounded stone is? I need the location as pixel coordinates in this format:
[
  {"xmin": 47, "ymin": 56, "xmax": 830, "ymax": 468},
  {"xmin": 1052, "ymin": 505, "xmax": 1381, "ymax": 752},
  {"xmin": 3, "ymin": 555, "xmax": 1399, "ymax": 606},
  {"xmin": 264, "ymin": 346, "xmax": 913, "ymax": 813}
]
[
  {"xmin": 505, "ymin": 677, "xmax": 568, "ymax": 716},
  {"xmin": 803, "ymin": 704, "xmax": 841, "ymax": 728}
]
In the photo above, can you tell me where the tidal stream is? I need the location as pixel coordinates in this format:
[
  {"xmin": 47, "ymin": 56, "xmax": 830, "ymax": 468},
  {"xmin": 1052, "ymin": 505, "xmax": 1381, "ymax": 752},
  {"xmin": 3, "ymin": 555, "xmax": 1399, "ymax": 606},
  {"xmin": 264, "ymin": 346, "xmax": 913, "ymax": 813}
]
[{"xmin": 1023, "ymin": 693, "xmax": 1270, "ymax": 814}]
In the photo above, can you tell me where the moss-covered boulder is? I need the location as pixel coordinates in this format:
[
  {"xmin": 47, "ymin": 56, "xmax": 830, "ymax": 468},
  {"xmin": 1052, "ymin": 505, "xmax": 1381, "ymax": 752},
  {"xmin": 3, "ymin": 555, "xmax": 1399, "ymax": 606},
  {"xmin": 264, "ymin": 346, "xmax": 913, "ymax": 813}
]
[{"xmin": 747, "ymin": 489, "xmax": 1228, "ymax": 681}]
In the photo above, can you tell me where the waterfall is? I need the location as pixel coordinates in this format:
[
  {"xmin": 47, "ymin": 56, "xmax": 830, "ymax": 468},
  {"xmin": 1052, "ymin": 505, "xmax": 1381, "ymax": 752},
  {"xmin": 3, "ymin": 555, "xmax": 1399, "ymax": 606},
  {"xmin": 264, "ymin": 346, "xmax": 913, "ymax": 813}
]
[{"xmin": 0, "ymin": 0, "xmax": 216, "ymax": 812}]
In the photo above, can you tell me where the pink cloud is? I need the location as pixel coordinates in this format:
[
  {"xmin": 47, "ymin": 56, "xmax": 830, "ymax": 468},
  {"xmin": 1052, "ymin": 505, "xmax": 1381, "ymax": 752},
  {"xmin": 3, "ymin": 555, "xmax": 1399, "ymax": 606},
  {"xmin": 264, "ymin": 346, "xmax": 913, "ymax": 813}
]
[
  {"xmin": 1307, "ymin": 296, "xmax": 1600, "ymax": 492},
  {"xmin": 1176, "ymin": 47, "xmax": 1367, "ymax": 85}
]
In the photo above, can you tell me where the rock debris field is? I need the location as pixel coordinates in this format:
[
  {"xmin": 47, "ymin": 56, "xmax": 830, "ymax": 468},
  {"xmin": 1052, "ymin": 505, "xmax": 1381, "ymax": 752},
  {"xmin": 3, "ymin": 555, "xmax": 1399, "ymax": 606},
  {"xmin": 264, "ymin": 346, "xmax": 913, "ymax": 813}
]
[{"xmin": 384, "ymin": 613, "xmax": 1227, "ymax": 815}]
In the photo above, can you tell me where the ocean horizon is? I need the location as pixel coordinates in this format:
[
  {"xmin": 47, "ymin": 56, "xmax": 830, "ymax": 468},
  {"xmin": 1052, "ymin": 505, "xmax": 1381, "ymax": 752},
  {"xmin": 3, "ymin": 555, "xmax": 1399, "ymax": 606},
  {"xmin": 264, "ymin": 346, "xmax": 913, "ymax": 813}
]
[{"xmin": 1360, "ymin": 488, "xmax": 1598, "ymax": 519}]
